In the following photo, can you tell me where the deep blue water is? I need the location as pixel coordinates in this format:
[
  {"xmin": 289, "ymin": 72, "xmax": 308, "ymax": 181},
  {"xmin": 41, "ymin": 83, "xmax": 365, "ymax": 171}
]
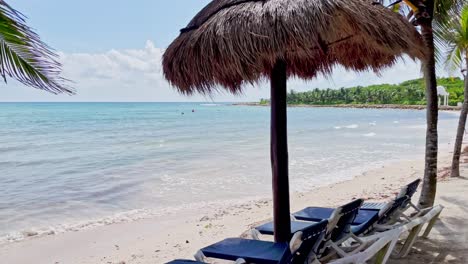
[{"xmin": 0, "ymin": 102, "xmax": 459, "ymax": 242}]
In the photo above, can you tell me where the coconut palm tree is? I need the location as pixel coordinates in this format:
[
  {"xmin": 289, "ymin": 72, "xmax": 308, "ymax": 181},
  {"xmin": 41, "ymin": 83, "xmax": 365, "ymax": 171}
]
[
  {"xmin": 440, "ymin": 6, "xmax": 468, "ymax": 177},
  {"xmin": 393, "ymin": 0, "xmax": 464, "ymax": 208},
  {"xmin": 0, "ymin": 0, "xmax": 72, "ymax": 94}
]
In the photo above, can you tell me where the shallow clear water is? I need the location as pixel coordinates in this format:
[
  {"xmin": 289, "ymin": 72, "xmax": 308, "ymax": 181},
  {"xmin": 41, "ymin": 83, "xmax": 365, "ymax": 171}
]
[{"xmin": 0, "ymin": 103, "xmax": 459, "ymax": 241}]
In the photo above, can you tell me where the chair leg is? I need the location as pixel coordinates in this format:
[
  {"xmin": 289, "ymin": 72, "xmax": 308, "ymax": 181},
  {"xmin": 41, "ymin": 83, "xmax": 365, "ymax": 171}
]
[
  {"xmin": 375, "ymin": 236, "xmax": 399, "ymax": 264},
  {"xmin": 235, "ymin": 258, "xmax": 247, "ymax": 264},
  {"xmin": 194, "ymin": 250, "xmax": 207, "ymax": 262},
  {"xmin": 375, "ymin": 242, "xmax": 391, "ymax": 264},
  {"xmin": 308, "ymin": 255, "xmax": 322, "ymax": 264},
  {"xmin": 422, "ymin": 212, "xmax": 441, "ymax": 238},
  {"xmin": 410, "ymin": 202, "xmax": 421, "ymax": 213},
  {"xmin": 330, "ymin": 241, "xmax": 350, "ymax": 258},
  {"xmin": 350, "ymin": 233, "xmax": 364, "ymax": 245},
  {"xmin": 395, "ymin": 224, "xmax": 423, "ymax": 258},
  {"xmin": 250, "ymin": 229, "xmax": 261, "ymax": 240}
]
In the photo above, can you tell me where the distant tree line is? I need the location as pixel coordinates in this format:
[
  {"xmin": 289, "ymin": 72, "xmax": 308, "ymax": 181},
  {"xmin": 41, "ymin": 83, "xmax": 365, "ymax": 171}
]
[{"xmin": 260, "ymin": 78, "xmax": 464, "ymax": 106}]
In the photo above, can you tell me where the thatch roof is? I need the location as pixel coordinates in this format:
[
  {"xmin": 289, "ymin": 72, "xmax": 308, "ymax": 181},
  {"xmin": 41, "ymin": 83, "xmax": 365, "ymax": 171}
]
[{"xmin": 163, "ymin": 0, "xmax": 426, "ymax": 95}]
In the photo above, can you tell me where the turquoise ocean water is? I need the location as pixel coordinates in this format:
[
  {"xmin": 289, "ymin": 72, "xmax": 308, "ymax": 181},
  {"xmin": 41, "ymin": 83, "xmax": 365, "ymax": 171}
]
[{"xmin": 0, "ymin": 103, "xmax": 460, "ymax": 242}]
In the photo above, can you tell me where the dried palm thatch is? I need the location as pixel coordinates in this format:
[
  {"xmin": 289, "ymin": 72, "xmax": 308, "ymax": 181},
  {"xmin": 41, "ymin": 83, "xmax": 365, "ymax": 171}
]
[{"xmin": 163, "ymin": 0, "xmax": 426, "ymax": 95}]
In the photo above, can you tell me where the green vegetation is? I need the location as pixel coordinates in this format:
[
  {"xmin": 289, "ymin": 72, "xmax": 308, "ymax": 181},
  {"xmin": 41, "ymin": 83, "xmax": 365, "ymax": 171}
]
[
  {"xmin": 0, "ymin": 1, "xmax": 71, "ymax": 93},
  {"xmin": 279, "ymin": 77, "xmax": 464, "ymax": 106},
  {"xmin": 259, "ymin": 98, "xmax": 270, "ymax": 105}
]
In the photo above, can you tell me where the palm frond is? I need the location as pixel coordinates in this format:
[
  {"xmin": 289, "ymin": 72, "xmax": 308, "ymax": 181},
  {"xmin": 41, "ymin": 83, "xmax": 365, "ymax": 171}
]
[
  {"xmin": 430, "ymin": 0, "xmax": 464, "ymax": 65},
  {"xmin": 445, "ymin": 42, "xmax": 462, "ymax": 72},
  {"xmin": 433, "ymin": 0, "xmax": 464, "ymax": 22},
  {"xmin": 0, "ymin": 0, "xmax": 73, "ymax": 94},
  {"xmin": 436, "ymin": 5, "xmax": 468, "ymax": 73}
]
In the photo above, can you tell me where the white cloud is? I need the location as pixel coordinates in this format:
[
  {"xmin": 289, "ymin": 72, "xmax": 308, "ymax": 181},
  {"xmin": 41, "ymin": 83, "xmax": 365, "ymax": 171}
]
[{"xmin": 0, "ymin": 41, "xmax": 456, "ymax": 102}]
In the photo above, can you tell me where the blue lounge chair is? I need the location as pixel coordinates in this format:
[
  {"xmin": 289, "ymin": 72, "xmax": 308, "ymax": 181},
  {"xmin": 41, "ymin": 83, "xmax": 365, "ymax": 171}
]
[
  {"xmin": 254, "ymin": 199, "xmax": 364, "ymax": 259},
  {"xmin": 361, "ymin": 179, "xmax": 421, "ymax": 211},
  {"xmin": 292, "ymin": 196, "xmax": 408, "ymax": 236},
  {"xmin": 165, "ymin": 260, "xmax": 207, "ymax": 264},
  {"xmin": 195, "ymin": 219, "xmax": 328, "ymax": 264},
  {"xmin": 291, "ymin": 179, "xmax": 422, "ymax": 236},
  {"xmin": 256, "ymin": 199, "xmax": 365, "ymax": 236},
  {"xmin": 353, "ymin": 196, "xmax": 409, "ymax": 234},
  {"xmin": 292, "ymin": 207, "xmax": 378, "ymax": 236}
]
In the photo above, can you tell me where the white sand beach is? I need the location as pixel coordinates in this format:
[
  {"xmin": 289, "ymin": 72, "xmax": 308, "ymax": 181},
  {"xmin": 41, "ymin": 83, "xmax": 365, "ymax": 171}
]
[{"xmin": 0, "ymin": 149, "xmax": 466, "ymax": 264}]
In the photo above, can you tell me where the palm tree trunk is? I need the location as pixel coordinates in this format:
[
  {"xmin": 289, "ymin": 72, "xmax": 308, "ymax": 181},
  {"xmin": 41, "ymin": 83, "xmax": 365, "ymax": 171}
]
[
  {"xmin": 450, "ymin": 56, "xmax": 468, "ymax": 177},
  {"xmin": 419, "ymin": 22, "xmax": 439, "ymax": 208}
]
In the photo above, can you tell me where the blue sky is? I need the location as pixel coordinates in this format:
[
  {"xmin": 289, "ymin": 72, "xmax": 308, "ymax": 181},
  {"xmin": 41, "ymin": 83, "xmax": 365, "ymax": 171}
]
[
  {"xmin": 10, "ymin": 0, "xmax": 211, "ymax": 52},
  {"xmin": 0, "ymin": 0, "xmax": 450, "ymax": 102}
]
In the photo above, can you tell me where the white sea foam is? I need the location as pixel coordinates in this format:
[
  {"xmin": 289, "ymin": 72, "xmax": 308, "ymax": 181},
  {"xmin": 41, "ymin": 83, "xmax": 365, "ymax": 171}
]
[
  {"xmin": 200, "ymin": 103, "xmax": 221, "ymax": 106},
  {"xmin": 407, "ymin": 125, "xmax": 426, "ymax": 129},
  {"xmin": 364, "ymin": 132, "xmax": 377, "ymax": 137},
  {"xmin": 0, "ymin": 196, "xmax": 266, "ymax": 245},
  {"xmin": 345, "ymin": 124, "xmax": 359, "ymax": 129},
  {"xmin": 381, "ymin": 143, "xmax": 412, "ymax": 148}
]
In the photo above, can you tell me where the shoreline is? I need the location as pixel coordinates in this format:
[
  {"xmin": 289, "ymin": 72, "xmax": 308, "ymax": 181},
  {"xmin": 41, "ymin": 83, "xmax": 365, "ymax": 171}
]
[
  {"xmin": 234, "ymin": 102, "xmax": 462, "ymax": 111},
  {"xmin": 0, "ymin": 148, "xmax": 459, "ymax": 264},
  {"xmin": 0, "ymin": 152, "xmax": 417, "ymax": 245}
]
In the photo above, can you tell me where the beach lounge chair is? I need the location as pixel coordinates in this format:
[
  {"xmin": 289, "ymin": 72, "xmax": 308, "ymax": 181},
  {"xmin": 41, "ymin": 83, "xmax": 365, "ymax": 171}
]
[
  {"xmin": 328, "ymin": 204, "xmax": 444, "ymax": 263},
  {"xmin": 166, "ymin": 258, "xmax": 249, "ymax": 264},
  {"xmin": 165, "ymin": 260, "xmax": 208, "ymax": 264},
  {"xmin": 291, "ymin": 179, "xmax": 422, "ymax": 236},
  {"xmin": 254, "ymin": 199, "xmax": 365, "ymax": 259},
  {"xmin": 361, "ymin": 179, "xmax": 421, "ymax": 212},
  {"xmin": 350, "ymin": 196, "xmax": 408, "ymax": 235},
  {"xmin": 327, "ymin": 228, "xmax": 401, "ymax": 264},
  {"xmin": 195, "ymin": 219, "xmax": 328, "ymax": 264},
  {"xmin": 290, "ymin": 195, "xmax": 412, "ymax": 236},
  {"xmin": 391, "ymin": 204, "xmax": 444, "ymax": 258},
  {"xmin": 255, "ymin": 196, "xmax": 417, "ymax": 262},
  {"xmin": 291, "ymin": 203, "xmax": 379, "ymax": 237}
]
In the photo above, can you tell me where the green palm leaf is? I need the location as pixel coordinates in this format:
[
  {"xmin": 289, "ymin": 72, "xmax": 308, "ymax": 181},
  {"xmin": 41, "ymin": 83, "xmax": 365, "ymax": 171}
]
[
  {"xmin": 432, "ymin": 0, "xmax": 465, "ymax": 63},
  {"xmin": 0, "ymin": 0, "xmax": 73, "ymax": 94},
  {"xmin": 437, "ymin": 5, "xmax": 468, "ymax": 72}
]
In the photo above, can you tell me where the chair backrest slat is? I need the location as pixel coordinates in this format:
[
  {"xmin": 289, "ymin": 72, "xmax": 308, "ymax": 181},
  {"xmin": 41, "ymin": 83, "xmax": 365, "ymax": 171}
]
[
  {"xmin": 284, "ymin": 219, "xmax": 328, "ymax": 264},
  {"xmin": 405, "ymin": 179, "xmax": 421, "ymax": 198},
  {"xmin": 397, "ymin": 179, "xmax": 421, "ymax": 208},
  {"xmin": 330, "ymin": 199, "xmax": 364, "ymax": 241},
  {"xmin": 378, "ymin": 196, "xmax": 408, "ymax": 224}
]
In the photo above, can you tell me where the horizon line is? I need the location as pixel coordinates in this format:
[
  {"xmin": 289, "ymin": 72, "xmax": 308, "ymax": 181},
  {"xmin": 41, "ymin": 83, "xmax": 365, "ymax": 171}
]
[{"xmin": 0, "ymin": 101, "xmax": 252, "ymax": 103}]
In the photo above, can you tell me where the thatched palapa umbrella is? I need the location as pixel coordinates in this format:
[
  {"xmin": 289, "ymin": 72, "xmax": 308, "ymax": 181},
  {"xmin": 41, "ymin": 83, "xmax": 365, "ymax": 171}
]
[{"xmin": 163, "ymin": 0, "xmax": 426, "ymax": 242}]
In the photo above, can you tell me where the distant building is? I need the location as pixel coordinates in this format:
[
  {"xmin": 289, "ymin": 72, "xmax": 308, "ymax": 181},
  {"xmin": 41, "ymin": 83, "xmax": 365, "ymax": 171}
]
[{"xmin": 437, "ymin": 86, "xmax": 450, "ymax": 106}]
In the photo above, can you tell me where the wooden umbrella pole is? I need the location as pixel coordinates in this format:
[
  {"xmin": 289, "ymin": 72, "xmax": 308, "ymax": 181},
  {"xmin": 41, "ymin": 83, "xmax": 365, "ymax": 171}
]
[{"xmin": 270, "ymin": 59, "xmax": 291, "ymax": 243}]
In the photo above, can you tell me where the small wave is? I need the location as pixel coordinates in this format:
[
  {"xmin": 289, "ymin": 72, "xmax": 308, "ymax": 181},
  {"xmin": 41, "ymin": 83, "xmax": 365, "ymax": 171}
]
[
  {"xmin": 335, "ymin": 124, "xmax": 359, "ymax": 129},
  {"xmin": 0, "ymin": 196, "xmax": 267, "ymax": 245},
  {"xmin": 0, "ymin": 145, "xmax": 27, "ymax": 153},
  {"xmin": 407, "ymin": 125, "xmax": 425, "ymax": 129},
  {"xmin": 363, "ymin": 132, "xmax": 376, "ymax": 137},
  {"xmin": 0, "ymin": 208, "xmax": 154, "ymax": 244},
  {"xmin": 200, "ymin": 104, "xmax": 221, "ymax": 106},
  {"xmin": 381, "ymin": 143, "xmax": 411, "ymax": 148},
  {"xmin": 393, "ymin": 121, "xmax": 400, "ymax": 124},
  {"xmin": 345, "ymin": 124, "xmax": 359, "ymax": 129},
  {"xmin": 369, "ymin": 122, "xmax": 377, "ymax": 126}
]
